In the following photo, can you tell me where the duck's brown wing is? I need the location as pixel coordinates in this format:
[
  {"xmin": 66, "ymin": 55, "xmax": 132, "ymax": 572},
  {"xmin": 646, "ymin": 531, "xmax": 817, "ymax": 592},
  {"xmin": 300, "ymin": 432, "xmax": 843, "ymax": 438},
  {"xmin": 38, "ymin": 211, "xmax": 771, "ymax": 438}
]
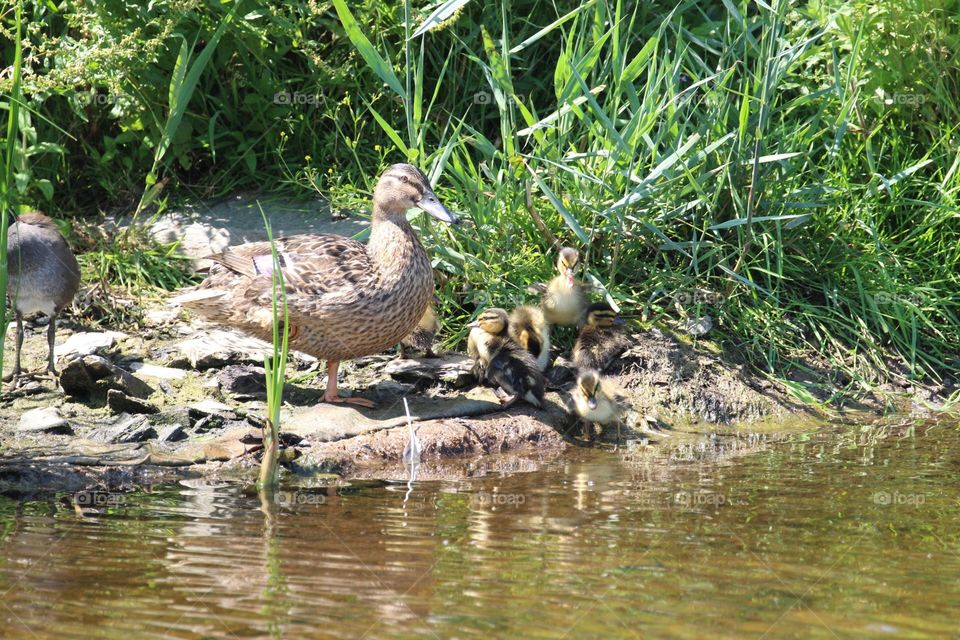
[{"xmin": 191, "ymin": 233, "xmax": 378, "ymax": 320}]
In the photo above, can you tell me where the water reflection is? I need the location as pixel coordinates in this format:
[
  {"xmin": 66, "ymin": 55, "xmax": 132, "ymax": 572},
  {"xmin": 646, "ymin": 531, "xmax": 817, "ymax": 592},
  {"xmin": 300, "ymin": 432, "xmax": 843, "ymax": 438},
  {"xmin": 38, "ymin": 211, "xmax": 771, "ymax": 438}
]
[{"xmin": 0, "ymin": 420, "xmax": 957, "ymax": 638}]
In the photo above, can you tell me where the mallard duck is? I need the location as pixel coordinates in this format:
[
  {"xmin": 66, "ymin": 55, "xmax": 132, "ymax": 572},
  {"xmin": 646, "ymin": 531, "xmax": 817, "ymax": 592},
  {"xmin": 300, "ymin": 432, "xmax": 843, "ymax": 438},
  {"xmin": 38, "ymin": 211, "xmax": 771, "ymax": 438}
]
[
  {"xmin": 572, "ymin": 302, "xmax": 630, "ymax": 372},
  {"xmin": 531, "ymin": 246, "xmax": 587, "ymax": 326},
  {"xmin": 508, "ymin": 305, "xmax": 551, "ymax": 371},
  {"xmin": 570, "ymin": 369, "xmax": 631, "ymax": 442},
  {"xmin": 467, "ymin": 308, "xmax": 545, "ymax": 408},
  {"xmin": 399, "ymin": 301, "xmax": 439, "ymax": 358},
  {"xmin": 174, "ymin": 163, "xmax": 459, "ymax": 407},
  {"xmin": 5, "ymin": 211, "xmax": 80, "ymax": 386}
]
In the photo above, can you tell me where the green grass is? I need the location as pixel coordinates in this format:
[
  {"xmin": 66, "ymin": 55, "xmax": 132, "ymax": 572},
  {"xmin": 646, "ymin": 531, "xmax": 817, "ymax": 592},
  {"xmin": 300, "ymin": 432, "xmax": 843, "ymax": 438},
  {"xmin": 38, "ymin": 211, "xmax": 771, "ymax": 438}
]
[{"xmin": 2, "ymin": 0, "xmax": 958, "ymax": 401}]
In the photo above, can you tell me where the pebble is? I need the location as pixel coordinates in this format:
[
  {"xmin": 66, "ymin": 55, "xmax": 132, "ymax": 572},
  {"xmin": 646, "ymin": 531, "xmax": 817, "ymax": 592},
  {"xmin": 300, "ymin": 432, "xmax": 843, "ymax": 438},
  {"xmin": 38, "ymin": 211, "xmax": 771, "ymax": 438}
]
[
  {"xmin": 18, "ymin": 407, "xmax": 74, "ymax": 435},
  {"xmin": 54, "ymin": 331, "xmax": 127, "ymax": 359}
]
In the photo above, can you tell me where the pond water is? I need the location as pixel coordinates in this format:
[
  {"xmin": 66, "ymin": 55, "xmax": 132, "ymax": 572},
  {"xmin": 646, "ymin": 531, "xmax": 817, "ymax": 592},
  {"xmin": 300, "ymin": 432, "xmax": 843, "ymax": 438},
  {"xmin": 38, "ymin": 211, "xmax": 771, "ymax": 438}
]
[{"xmin": 1, "ymin": 420, "xmax": 958, "ymax": 639}]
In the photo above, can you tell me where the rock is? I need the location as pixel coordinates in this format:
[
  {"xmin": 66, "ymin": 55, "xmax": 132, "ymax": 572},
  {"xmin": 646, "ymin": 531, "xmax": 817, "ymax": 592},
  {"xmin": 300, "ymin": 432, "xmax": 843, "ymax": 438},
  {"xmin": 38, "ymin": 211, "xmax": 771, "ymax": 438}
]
[
  {"xmin": 18, "ymin": 407, "xmax": 74, "ymax": 435},
  {"xmin": 54, "ymin": 331, "xmax": 126, "ymax": 359},
  {"xmin": 82, "ymin": 356, "xmax": 156, "ymax": 399},
  {"xmin": 383, "ymin": 354, "xmax": 475, "ymax": 388},
  {"xmin": 193, "ymin": 414, "xmax": 226, "ymax": 433},
  {"xmin": 218, "ymin": 365, "xmax": 267, "ymax": 399},
  {"xmin": 149, "ymin": 408, "xmax": 192, "ymax": 431},
  {"xmin": 175, "ymin": 329, "xmax": 272, "ymax": 370},
  {"xmin": 189, "ymin": 399, "xmax": 236, "ymax": 418},
  {"xmin": 127, "ymin": 362, "xmax": 187, "ymax": 380},
  {"xmin": 143, "ymin": 308, "xmax": 180, "ymax": 327},
  {"xmin": 157, "ymin": 425, "xmax": 188, "ymax": 442},
  {"xmin": 107, "ymin": 389, "xmax": 159, "ymax": 415},
  {"xmin": 683, "ymin": 315, "xmax": 714, "ymax": 337},
  {"xmin": 98, "ymin": 414, "xmax": 157, "ymax": 443},
  {"xmin": 59, "ymin": 356, "xmax": 96, "ymax": 398}
]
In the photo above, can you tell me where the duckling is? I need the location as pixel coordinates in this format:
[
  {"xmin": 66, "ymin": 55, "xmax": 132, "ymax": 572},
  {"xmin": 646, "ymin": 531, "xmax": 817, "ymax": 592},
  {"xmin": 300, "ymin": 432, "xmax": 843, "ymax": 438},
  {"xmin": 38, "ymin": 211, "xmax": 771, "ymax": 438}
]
[
  {"xmin": 467, "ymin": 308, "xmax": 545, "ymax": 408},
  {"xmin": 572, "ymin": 302, "xmax": 630, "ymax": 372},
  {"xmin": 399, "ymin": 301, "xmax": 439, "ymax": 358},
  {"xmin": 533, "ymin": 247, "xmax": 588, "ymax": 326},
  {"xmin": 173, "ymin": 163, "xmax": 459, "ymax": 407},
  {"xmin": 508, "ymin": 305, "xmax": 551, "ymax": 371},
  {"xmin": 5, "ymin": 211, "xmax": 81, "ymax": 386},
  {"xmin": 570, "ymin": 369, "xmax": 631, "ymax": 443}
]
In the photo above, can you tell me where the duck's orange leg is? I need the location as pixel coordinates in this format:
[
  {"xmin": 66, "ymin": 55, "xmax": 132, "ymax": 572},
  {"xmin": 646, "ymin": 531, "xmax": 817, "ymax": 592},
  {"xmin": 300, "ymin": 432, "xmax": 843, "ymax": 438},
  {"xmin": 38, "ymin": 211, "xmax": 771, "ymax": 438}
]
[{"xmin": 322, "ymin": 360, "xmax": 376, "ymax": 408}]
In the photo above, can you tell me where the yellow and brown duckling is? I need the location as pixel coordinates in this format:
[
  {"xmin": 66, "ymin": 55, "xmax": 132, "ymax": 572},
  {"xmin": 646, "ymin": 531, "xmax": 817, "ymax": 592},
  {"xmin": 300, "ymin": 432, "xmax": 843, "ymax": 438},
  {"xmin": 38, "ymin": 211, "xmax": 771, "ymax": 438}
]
[
  {"xmin": 572, "ymin": 302, "xmax": 630, "ymax": 372},
  {"xmin": 173, "ymin": 163, "xmax": 459, "ymax": 407},
  {"xmin": 399, "ymin": 301, "xmax": 440, "ymax": 358},
  {"xmin": 571, "ymin": 369, "xmax": 631, "ymax": 442},
  {"xmin": 5, "ymin": 211, "xmax": 80, "ymax": 387},
  {"xmin": 508, "ymin": 305, "xmax": 551, "ymax": 371},
  {"xmin": 468, "ymin": 308, "xmax": 545, "ymax": 408},
  {"xmin": 535, "ymin": 246, "xmax": 588, "ymax": 327}
]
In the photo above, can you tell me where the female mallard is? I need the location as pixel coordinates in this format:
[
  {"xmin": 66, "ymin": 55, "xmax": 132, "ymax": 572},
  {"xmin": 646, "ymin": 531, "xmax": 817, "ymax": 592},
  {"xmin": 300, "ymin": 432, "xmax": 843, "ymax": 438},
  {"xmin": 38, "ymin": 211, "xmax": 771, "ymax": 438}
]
[
  {"xmin": 467, "ymin": 308, "xmax": 545, "ymax": 408},
  {"xmin": 531, "ymin": 247, "xmax": 588, "ymax": 326},
  {"xmin": 572, "ymin": 302, "xmax": 630, "ymax": 372},
  {"xmin": 174, "ymin": 163, "xmax": 458, "ymax": 407}
]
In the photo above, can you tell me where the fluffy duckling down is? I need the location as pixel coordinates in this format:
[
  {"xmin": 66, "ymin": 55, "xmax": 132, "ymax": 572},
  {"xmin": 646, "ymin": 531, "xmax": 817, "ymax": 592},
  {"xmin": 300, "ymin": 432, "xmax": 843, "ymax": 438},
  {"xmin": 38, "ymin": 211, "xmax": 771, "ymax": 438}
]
[
  {"xmin": 572, "ymin": 302, "xmax": 631, "ymax": 372},
  {"xmin": 571, "ymin": 369, "xmax": 631, "ymax": 441},
  {"xmin": 532, "ymin": 246, "xmax": 588, "ymax": 327},
  {"xmin": 468, "ymin": 308, "xmax": 545, "ymax": 408},
  {"xmin": 508, "ymin": 305, "xmax": 551, "ymax": 371}
]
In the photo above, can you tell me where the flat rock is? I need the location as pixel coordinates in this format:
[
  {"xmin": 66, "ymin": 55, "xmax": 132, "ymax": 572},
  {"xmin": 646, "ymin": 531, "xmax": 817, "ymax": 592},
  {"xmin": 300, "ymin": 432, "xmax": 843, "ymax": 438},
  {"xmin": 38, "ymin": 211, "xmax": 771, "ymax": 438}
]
[
  {"xmin": 18, "ymin": 407, "xmax": 74, "ymax": 435},
  {"xmin": 82, "ymin": 356, "xmax": 156, "ymax": 399},
  {"xmin": 127, "ymin": 362, "xmax": 187, "ymax": 380},
  {"xmin": 54, "ymin": 331, "xmax": 126, "ymax": 359},
  {"xmin": 157, "ymin": 425, "xmax": 188, "ymax": 442},
  {"xmin": 286, "ymin": 387, "xmax": 518, "ymax": 442},
  {"xmin": 218, "ymin": 364, "xmax": 267, "ymax": 399},
  {"xmin": 96, "ymin": 414, "xmax": 157, "ymax": 444},
  {"xmin": 107, "ymin": 389, "xmax": 159, "ymax": 415},
  {"xmin": 383, "ymin": 354, "xmax": 475, "ymax": 387},
  {"xmin": 174, "ymin": 328, "xmax": 272, "ymax": 369},
  {"xmin": 189, "ymin": 399, "xmax": 237, "ymax": 418}
]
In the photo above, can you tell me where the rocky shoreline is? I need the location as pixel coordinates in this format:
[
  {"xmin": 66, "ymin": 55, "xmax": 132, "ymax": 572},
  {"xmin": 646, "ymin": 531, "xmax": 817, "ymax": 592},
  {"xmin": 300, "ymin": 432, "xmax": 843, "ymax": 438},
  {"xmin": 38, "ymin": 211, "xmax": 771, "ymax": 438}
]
[
  {"xmin": 2, "ymin": 298, "xmax": 951, "ymax": 496},
  {"xmin": 2, "ymin": 203, "xmax": 955, "ymax": 494}
]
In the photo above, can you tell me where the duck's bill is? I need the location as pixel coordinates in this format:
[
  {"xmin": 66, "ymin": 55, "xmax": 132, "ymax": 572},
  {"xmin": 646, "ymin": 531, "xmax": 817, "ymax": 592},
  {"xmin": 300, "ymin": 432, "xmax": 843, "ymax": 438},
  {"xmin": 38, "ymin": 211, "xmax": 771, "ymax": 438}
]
[
  {"xmin": 417, "ymin": 192, "xmax": 460, "ymax": 224},
  {"xmin": 587, "ymin": 397, "xmax": 598, "ymax": 410}
]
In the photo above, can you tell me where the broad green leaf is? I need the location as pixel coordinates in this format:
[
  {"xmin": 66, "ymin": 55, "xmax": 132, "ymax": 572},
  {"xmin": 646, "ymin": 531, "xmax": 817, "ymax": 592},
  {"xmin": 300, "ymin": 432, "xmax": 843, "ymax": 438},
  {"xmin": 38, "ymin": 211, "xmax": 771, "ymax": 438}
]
[{"xmin": 332, "ymin": 0, "xmax": 405, "ymax": 99}]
